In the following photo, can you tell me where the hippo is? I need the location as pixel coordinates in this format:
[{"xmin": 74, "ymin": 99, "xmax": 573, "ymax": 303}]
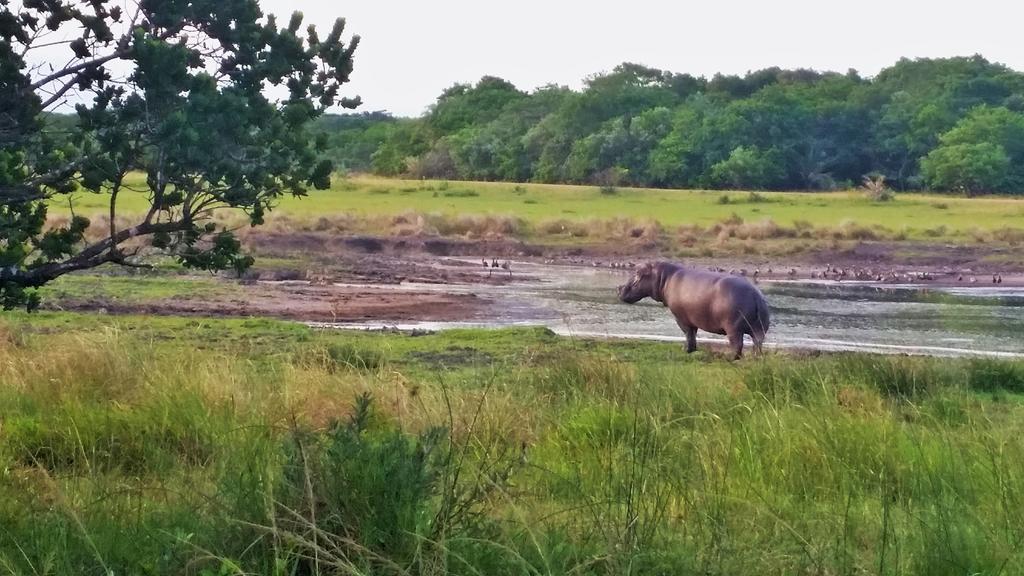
[{"xmin": 618, "ymin": 261, "xmax": 770, "ymax": 359}]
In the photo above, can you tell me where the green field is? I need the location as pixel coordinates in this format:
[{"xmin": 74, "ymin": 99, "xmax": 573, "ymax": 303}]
[
  {"xmin": 3, "ymin": 312, "xmax": 1024, "ymax": 574},
  {"xmin": 57, "ymin": 175, "xmax": 1024, "ymax": 241}
]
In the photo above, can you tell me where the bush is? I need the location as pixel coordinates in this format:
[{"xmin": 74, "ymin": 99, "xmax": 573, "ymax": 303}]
[
  {"xmin": 844, "ymin": 356, "xmax": 948, "ymax": 398},
  {"xmin": 300, "ymin": 342, "xmax": 387, "ymax": 372},
  {"xmin": 442, "ymin": 188, "xmax": 480, "ymax": 198},
  {"xmin": 279, "ymin": 394, "xmax": 447, "ymax": 568},
  {"xmin": 862, "ymin": 174, "xmax": 895, "ymax": 202},
  {"xmin": 4, "ymin": 402, "xmax": 217, "ymax": 474},
  {"xmin": 967, "ymin": 359, "xmax": 1024, "ymax": 394}
]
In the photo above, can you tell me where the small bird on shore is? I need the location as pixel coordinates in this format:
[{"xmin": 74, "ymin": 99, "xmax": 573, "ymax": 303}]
[
  {"xmin": 501, "ymin": 260, "xmax": 512, "ymax": 277},
  {"xmin": 788, "ymin": 268, "xmax": 797, "ymax": 278},
  {"xmin": 970, "ymin": 276, "xmax": 978, "ymax": 284}
]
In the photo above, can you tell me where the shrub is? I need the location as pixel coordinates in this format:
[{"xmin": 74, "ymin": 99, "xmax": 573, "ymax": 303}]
[
  {"xmin": 299, "ymin": 342, "xmax": 387, "ymax": 372},
  {"xmin": 744, "ymin": 362, "xmax": 831, "ymax": 404},
  {"xmin": 967, "ymin": 359, "xmax": 1024, "ymax": 394},
  {"xmin": 442, "ymin": 188, "xmax": 480, "ymax": 198},
  {"xmin": 844, "ymin": 356, "xmax": 948, "ymax": 398},
  {"xmin": 733, "ymin": 218, "xmax": 794, "ymax": 240},
  {"xmin": 427, "ymin": 213, "xmax": 523, "ymax": 237},
  {"xmin": 992, "ymin": 227, "xmax": 1024, "ymax": 244},
  {"xmin": 281, "ymin": 394, "xmax": 447, "ymax": 566},
  {"xmin": 862, "ymin": 174, "xmax": 895, "ymax": 202}
]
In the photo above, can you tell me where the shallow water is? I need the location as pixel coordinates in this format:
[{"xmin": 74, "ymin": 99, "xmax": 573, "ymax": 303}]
[{"xmin": 316, "ymin": 260, "xmax": 1024, "ymax": 358}]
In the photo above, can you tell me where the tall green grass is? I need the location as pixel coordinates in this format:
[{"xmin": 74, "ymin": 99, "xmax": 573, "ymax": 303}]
[{"xmin": 2, "ymin": 320, "xmax": 1024, "ymax": 574}]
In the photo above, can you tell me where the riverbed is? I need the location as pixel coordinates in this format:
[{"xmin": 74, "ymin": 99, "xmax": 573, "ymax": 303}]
[{"xmin": 313, "ymin": 259, "xmax": 1024, "ymax": 358}]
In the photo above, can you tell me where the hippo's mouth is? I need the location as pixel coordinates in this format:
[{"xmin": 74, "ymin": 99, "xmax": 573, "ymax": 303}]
[{"xmin": 618, "ymin": 285, "xmax": 643, "ymax": 304}]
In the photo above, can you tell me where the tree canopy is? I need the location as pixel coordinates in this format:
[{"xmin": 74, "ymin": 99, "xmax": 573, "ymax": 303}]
[
  {"xmin": 321, "ymin": 56, "xmax": 1024, "ymax": 195},
  {"xmin": 1, "ymin": 0, "xmax": 359, "ymax": 310}
]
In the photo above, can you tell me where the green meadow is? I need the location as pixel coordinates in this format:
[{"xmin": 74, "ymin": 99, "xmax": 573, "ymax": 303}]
[
  {"xmin": 3, "ymin": 312, "xmax": 1024, "ymax": 574},
  {"xmin": 56, "ymin": 174, "xmax": 1024, "ymax": 242}
]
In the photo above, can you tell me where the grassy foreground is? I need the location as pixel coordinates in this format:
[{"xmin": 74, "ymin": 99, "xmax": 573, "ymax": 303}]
[
  {"xmin": 55, "ymin": 175, "xmax": 1024, "ymax": 244},
  {"xmin": 3, "ymin": 313, "xmax": 1024, "ymax": 574}
]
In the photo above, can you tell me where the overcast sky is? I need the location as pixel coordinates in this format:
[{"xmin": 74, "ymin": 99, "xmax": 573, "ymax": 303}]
[{"xmin": 260, "ymin": 0, "xmax": 1022, "ymax": 117}]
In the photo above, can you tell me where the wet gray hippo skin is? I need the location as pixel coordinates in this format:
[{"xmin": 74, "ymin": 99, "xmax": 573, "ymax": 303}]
[{"xmin": 618, "ymin": 261, "xmax": 770, "ymax": 359}]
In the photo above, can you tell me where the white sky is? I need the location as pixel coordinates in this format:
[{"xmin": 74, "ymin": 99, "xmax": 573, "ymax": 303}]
[{"xmin": 262, "ymin": 0, "xmax": 1023, "ymax": 116}]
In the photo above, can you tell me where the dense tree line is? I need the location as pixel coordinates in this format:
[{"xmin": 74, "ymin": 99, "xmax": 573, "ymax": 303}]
[{"xmin": 320, "ymin": 56, "xmax": 1024, "ymax": 194}]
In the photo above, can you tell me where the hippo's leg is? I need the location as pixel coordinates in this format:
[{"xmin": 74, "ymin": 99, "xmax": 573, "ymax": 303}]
[
  {"xmin": 751, "ymin": 332, "xmax": 765, "ymax": 356},
  {"xmin": 674, "ymin": 318, "xmax": 698, "ymax": 353},
  {"xmin": 684, "ymin": 326, "xmax": 698, "ymax": 353},
  {"xmin": 726, "ymin": 331, "xmax": 744, "ymax": 360}
]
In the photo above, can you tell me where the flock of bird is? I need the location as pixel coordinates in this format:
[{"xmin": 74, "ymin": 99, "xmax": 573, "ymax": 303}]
[
  {"xmin": 705, "ymin": 264, "xmax": 1004, "ymax": 284},
  {"xmin": 482, "ymin": 258, "xmax": 513, "ymax": 277},
  {"xmin": 548, "ymin": 259, "xmax": 639, "ymax": 269},
  {"xmin": 483, "ymin": 258, "xmax": 642, "ymax": 276},
  {"xmin": 481, "ymin": 257, "xmax": 1007, "ymax": 285}
]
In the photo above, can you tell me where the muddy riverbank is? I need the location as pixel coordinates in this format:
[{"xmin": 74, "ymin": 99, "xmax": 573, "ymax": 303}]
[{"xmin": 42, "ymin": 235, "xmax": 1024, "ymax": 357}]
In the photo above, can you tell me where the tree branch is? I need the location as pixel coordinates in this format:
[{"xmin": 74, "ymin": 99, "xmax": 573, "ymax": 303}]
[
  {"xmin": 30, "ymin": 50, "xmax": 126, "ymax": 91},
  {"xmin": 39, "ymin": 75, "xmax": 84, "ymax": 110},
  {"xmin": 30, "ymin": 27, "xmax": 180, "ymax": 93},
  {"xmin": 0, "ymin": 185, "xmax": 46, "ymax": 204},
  {"xmin": 9, "ymin": 220, "xmax": 192, "ymax": 289}
]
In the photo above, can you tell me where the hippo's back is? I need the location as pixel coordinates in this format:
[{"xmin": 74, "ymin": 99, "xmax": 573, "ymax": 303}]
[{"xmin": 696, "ymin": 272, "xmax": 769, "ymax": 336}]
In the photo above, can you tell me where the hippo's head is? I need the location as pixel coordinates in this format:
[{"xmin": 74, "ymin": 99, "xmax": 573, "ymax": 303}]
[{"xmin": 618, "ymin": 262, "xmax": 657, "ymax": 304}]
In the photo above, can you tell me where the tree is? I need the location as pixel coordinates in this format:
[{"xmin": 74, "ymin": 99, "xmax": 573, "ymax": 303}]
[
  {"xmin": 921, "ymin": 143, "xmax": 1010, "ymax": 195},
  {"xmin": 314, "ymin": 112, "xmax": 397, "ymax": 172},
  {"xmin": 920, "ymin": 106, "xmax": 1024, "ymax": 194},
  {"xmin": 370, "ymin": 120, "xmax": 431, "ymax": 176},
  {"xmin": 647, "ymin": 99, "xmax": 715, "ymax": 187},
  {"xmin": 427, "ymin": 76, "xmax": 525, "ymax": 135},
  {"xmin": 316, "ymin": 55, "xmax": 1024, "ymax": 193},
  {"xmin": 1, "ymin": 0, "xmax": 359, "ymax": 309},
  {"xmin": 707, "ymin": 146, "xmax": 786, "ymax": 190}
]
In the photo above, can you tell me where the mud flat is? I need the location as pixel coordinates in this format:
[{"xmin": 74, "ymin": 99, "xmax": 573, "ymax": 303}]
[
  {"xmin": 49, "ymin": 281, "xmax": 490, "ymax": 323},
  {"xmin": 42, "ymin": 235, "xmax": 1024, "ymax": 357}
]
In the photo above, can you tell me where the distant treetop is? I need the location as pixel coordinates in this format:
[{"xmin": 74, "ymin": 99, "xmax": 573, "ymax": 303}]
[{"xmin": 322, "ymin": 55, "xmax": 1024, "ymax": 195}]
